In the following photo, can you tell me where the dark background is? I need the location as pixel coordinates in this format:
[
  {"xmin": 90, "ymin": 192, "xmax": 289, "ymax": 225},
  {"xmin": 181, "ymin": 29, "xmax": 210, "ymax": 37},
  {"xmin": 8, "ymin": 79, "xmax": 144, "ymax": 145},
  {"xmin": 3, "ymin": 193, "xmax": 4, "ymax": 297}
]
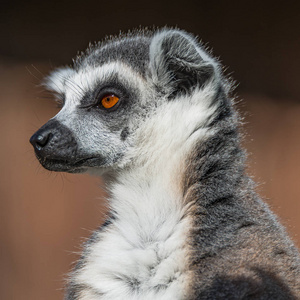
[
  {"xmin": 1, "ymin": 1, "xmax": 300, "ymax": 299},
  {"xmin": 2, "ymin": 0, "xmax": 300, "ymax": 99}
]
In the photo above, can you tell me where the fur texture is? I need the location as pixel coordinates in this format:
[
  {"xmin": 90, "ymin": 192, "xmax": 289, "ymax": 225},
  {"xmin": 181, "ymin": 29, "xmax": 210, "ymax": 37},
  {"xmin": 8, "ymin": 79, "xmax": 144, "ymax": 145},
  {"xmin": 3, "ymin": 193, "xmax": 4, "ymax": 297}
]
[{"xmin": 30, "ymin": 28, "xmax": 300, "ymax": 299}]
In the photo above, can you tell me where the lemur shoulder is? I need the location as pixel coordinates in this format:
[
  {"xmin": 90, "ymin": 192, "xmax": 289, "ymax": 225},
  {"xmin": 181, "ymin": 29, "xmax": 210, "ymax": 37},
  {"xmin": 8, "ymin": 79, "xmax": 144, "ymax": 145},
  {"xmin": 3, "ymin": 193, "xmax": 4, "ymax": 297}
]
[{"xmin": 30, "ymin": 28, "xmax": 300, "ymax": 299}]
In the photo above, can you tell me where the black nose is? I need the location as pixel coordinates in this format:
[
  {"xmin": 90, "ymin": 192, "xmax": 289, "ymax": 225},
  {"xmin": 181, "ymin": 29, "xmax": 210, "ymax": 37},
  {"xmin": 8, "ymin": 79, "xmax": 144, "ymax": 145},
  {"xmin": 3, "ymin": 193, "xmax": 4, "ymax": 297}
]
[{"xmin": 30, "ymin": 130, "xmax": 52, "ymax": 151}]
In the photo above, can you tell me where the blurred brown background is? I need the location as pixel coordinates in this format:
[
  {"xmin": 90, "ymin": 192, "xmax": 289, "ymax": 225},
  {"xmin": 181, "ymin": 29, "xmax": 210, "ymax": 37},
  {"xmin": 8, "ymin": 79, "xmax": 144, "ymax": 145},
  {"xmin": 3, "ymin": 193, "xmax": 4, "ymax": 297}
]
[{"xmin": 1, "ymin": 0, "xmax": 300, "ymax": 299}]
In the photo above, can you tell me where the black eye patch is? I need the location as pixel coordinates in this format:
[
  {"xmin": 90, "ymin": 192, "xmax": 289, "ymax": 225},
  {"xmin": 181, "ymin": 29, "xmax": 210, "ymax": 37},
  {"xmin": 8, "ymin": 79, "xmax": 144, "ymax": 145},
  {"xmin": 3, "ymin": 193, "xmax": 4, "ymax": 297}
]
[{"xmin": 78, "ymin": 77, "xmax": 134, "ymax": 112}]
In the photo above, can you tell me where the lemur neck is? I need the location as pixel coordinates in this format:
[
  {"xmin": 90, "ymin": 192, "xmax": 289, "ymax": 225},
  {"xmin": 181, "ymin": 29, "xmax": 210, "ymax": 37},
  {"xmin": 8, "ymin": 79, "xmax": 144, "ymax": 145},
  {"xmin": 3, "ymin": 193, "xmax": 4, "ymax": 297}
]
[
  {"xmin": 108, "ymin": 162, "xmax": 190, "ymax": 242},
  {"xmin": 92, "ymin": 160, "xmax": 192, "ymax": 299}
]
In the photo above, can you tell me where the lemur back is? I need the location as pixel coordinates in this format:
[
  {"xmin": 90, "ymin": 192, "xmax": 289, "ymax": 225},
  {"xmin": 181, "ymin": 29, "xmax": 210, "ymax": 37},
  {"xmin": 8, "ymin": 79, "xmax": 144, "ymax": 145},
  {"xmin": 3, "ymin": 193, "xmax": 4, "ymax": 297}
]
[{"xmin": 30, "ymin": 29, "xmax": 300, "ymax": 299}]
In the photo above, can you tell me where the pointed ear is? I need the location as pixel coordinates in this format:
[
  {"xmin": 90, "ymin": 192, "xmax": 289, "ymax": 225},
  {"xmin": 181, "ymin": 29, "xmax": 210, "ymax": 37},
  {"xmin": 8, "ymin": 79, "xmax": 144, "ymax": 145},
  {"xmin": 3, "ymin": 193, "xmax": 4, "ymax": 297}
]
[
  {"xmin": 43, "ymin": 67, "xmax": 74, "ymax": 94},
  {"xmin": 149, "ymin": 29, "xmax": 219, "ymax": 97}
]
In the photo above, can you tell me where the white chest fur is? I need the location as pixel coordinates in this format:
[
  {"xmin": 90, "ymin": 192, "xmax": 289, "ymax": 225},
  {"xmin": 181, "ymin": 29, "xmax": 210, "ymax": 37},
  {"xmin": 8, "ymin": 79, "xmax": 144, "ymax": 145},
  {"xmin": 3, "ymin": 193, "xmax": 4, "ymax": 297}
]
[{"xmin": 72, "ymin": 176, "xmax": 191, "ymax": 300}]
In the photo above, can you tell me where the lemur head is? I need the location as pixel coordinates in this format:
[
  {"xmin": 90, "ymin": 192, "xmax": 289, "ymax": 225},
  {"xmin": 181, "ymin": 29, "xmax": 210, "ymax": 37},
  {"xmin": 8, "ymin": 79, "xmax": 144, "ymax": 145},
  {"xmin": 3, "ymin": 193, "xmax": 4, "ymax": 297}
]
[{"xmin": 30, "ymin": 29, "xmax": 227, "ymax": 175}]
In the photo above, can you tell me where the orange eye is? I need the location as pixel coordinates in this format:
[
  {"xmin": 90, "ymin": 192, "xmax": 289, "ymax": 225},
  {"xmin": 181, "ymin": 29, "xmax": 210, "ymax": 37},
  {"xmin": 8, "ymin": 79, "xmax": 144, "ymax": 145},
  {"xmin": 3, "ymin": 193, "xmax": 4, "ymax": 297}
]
[{"xmin": 101, "ymin": 94, "xmax": 120, "ymax": 109}]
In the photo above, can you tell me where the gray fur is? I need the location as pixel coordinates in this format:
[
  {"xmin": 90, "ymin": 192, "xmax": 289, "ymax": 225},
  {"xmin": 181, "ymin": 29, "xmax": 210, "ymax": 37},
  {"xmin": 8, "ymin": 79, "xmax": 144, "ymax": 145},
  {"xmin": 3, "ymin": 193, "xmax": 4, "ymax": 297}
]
[
  {"xmin": 30, "ymin": 28, "xmax": 300, "ymax": 299},
  {"xmin": 184, "ymin": 94, "xmax": 300, "ymax": 298},
  {"xmin": 74, "ymin": 30, "xmax": 153, "ymax": 75}
]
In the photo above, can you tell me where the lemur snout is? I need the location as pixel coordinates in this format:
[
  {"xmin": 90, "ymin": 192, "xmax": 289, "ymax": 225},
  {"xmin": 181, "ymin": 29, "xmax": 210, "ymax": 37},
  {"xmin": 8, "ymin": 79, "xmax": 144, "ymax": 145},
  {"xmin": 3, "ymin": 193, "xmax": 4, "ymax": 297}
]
[
  {"xmin": 30, "ymin": 119, "xmax": 95, "ymax": 172},
  {"xmin": 30, "ymin": 129, "xmax": 52, "ymax": 152},
  {"xmin": 30, "ymin": 119, "xmax": 61, "ymax": 156},
  {"xmin": 30, "ymin": 119, "xmax": 74, "ymax": 158}
]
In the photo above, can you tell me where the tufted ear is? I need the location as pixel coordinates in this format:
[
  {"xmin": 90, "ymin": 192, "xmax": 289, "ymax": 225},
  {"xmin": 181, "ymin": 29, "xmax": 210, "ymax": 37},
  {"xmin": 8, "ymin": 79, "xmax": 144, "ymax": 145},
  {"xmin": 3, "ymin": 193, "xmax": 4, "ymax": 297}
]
[{"xmin": 149, "ymin": 29, "xmax": 219, "ymax": 97}]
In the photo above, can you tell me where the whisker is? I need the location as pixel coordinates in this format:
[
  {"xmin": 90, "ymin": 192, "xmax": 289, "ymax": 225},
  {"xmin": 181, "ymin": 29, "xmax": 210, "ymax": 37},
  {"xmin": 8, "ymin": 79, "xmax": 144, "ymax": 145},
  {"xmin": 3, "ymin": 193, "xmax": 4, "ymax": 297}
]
[
  {"xmin": 31, "ymin": 64, "xmax": 46, "ymax": 78},
  {"xmin": 64, "ymin": 77, "xmax": 85, "ymax": 98},
  {"xmin": 55, "ymin": 72, "xmax": 85, "ymax": 98},
  {"xmin": 65, "ymin": 76, "xmax": 85, "ymax": 95},
  {"xmin": 44, "ymin": 73, "xmax": 64, "ymax": 94},
  {"xmin": 26, "ymin": 66, "xmax": 42, "ymax": 82}
]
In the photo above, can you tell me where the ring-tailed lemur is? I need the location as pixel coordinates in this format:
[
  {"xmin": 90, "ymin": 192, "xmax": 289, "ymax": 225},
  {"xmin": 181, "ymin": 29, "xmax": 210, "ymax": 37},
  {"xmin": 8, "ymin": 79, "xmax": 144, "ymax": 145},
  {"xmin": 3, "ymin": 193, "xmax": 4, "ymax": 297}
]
[{"xmin": 30, "ymin": 29, "xmax": 300, "ymax": 299}]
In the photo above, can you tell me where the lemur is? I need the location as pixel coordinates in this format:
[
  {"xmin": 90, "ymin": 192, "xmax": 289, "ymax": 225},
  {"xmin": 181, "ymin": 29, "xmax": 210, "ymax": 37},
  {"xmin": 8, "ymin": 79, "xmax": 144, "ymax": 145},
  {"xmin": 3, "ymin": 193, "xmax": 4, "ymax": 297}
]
[{"xmin": 30, "ymin": 28, "xmax": 300, "ymax": 299}]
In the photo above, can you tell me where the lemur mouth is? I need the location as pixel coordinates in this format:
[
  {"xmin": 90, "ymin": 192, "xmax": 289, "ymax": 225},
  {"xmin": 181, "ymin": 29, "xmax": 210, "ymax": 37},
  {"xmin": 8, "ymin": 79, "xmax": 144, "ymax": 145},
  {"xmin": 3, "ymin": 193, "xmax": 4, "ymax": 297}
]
[{"xmin": 36, "ymin": 156, "xmax": 100, "ymax": 173}]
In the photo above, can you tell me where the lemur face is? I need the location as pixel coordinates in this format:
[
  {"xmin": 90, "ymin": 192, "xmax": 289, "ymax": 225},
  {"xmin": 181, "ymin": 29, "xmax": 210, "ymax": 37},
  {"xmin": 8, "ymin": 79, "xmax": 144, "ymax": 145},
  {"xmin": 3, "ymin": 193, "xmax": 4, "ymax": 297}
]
[
  {"xmin": 30, "ymin": 63, "xmax": 155, "ymax": 173},
  {"xmin": 30, "ymin": 29, "xmax": 220, "ymax": 174}
]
